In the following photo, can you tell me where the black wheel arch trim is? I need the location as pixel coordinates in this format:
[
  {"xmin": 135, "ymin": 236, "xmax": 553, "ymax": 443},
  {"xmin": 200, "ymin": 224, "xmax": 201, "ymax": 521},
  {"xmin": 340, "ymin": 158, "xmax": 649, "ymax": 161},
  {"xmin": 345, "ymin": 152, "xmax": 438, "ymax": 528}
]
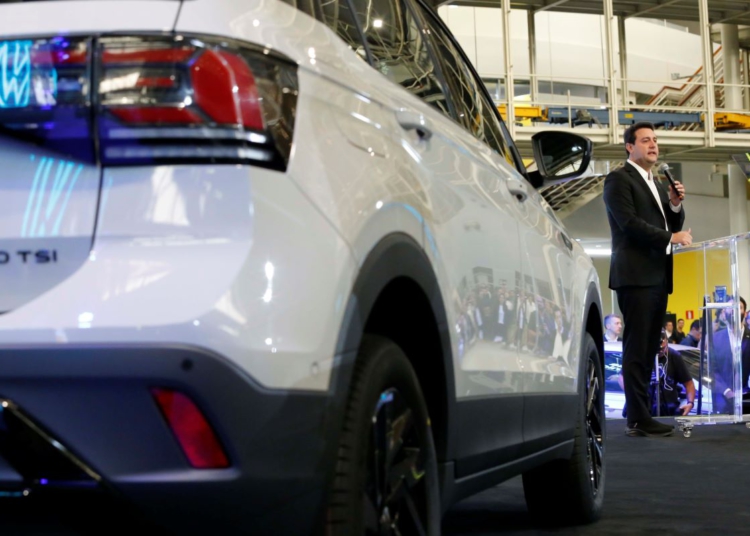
[
  {"xmin": 330, "ymin": 233, "xmax": 457, "ymax": 462},
  {"xmin": 581, "ymin": 281, "xmax": 605, "ymax": 376}
]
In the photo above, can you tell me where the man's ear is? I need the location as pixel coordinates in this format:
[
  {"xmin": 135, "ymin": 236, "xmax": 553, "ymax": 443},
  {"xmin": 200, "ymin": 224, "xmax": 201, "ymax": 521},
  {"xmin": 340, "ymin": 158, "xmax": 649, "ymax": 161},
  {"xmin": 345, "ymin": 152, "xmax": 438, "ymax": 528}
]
[{"xmin": 625, "ymin": 143, "xmax": 633, "ymax": 155}]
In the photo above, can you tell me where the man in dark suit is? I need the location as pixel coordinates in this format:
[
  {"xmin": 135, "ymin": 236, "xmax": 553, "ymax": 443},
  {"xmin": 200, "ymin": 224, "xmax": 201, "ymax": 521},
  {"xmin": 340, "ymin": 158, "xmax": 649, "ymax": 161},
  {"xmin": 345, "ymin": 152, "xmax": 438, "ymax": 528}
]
[
  {"xmin": 603, "ymin": 122, "xmax": 692, "ymax": 437},
  {"xmin": 711, "ymin": 297, "xmax": 750, "ymax": 414}
]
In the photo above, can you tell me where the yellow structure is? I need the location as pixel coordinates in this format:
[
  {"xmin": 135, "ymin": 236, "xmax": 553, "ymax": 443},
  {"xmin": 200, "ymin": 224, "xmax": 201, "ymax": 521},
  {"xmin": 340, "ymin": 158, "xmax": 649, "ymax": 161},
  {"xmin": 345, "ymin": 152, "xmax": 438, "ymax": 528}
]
[
  {"xmin": 668, "ymin": 248, "xmax": 732, "ymax": 324},
  {"xmin": 497, "ymin": 104, "xmax": 544, "ymax": 124},
  {"xmin": 714, "ymin": 112, "xmax": 750, "ymax": 131}
]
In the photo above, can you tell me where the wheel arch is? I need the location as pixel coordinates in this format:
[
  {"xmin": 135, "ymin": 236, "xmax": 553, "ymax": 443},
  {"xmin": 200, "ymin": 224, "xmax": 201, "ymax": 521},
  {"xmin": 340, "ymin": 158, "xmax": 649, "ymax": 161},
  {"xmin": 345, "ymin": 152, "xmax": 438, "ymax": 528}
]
[
  {"xmin": 331, "ymin": 233, "xmax": 456, "ymax": 463},
  {"xmin": 583, "ymin": 281, "xmax": 605, "ymax": 371}
]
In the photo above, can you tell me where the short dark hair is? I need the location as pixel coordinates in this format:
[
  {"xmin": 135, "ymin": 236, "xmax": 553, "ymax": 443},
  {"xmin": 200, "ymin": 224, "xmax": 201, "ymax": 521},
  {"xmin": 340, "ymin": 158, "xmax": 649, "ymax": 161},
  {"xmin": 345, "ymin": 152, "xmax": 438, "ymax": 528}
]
[
  {"xmin": 741, "ymin": 296, "xmax": 747, "ymax": 313},
  {"xmin": 623, "ymin": 121, "xmax": 656, "ymax": 157},
  {"xmin": 604, "ymin": 313, "xmax": 620, "ymax": 328},
  {"xmin": 690, "ymin": 319, "xmax": 701, "ymax": 331}
]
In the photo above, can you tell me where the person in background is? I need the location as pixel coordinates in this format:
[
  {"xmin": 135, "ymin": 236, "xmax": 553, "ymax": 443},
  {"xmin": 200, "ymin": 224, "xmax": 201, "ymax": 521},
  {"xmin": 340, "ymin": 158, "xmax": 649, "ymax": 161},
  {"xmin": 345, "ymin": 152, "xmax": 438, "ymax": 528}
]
[
  {"xmin": 673, "ymin": 318, "xmax": 686, "ymax": 344},
  {"xmin": 618, "ymin": 329, "xmax": 696, "ymax": 418},
  {"xmin": 604, "ymin": 314, "xmax": 623, "ymax": 342},
  {"xmin": 664, "ymin": 320, "xmax": 674, "ymax": 342},
  {"xmin": 650, "ymin": 329, "xmax": 696, "ymax": 416},
  {"xmin": 712, "ymin": 297, "xmax": 750, "ymax": 413},
  {"xmin": 681, "ymin": 320, "xmax": 702, "ymax": 348}
]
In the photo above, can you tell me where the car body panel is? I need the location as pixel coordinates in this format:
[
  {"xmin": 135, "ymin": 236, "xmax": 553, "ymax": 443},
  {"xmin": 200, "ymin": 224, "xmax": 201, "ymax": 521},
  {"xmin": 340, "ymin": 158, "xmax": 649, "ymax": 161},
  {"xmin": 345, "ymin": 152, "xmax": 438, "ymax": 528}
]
[
  {"xmin": 0, "ymin": 138, "xmax": 100, "ymax": 312},
  {"xmin": 0, "ymin": 1, "xmax": 179, "ymax": 36},
  {"xmin": 0, "ymin": 0, "xmax": 603, "ymax": 530},
  {"xmin": 0, "ymin": 165, "xmax": 356, "ymax": 391}
]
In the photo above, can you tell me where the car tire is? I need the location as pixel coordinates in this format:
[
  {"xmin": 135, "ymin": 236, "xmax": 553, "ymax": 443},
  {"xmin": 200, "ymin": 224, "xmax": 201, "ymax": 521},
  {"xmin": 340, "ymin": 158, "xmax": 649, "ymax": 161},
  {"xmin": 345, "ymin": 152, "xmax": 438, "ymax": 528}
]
[
  {"xmin": 327, "ymin": 334, "xmax": 440, "ymax": 536},
  {"xmin": 522, "ymin": 333, "xmax": 605, "ymax": 525}
]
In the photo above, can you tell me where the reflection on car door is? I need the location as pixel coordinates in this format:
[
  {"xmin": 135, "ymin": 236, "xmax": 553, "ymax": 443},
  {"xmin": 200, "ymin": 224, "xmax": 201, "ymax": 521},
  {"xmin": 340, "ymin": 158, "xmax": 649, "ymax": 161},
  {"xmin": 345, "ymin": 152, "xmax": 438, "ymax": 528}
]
[{"xmin": 408, "ymin": 3, "xmax": 530, "ymax": 475}]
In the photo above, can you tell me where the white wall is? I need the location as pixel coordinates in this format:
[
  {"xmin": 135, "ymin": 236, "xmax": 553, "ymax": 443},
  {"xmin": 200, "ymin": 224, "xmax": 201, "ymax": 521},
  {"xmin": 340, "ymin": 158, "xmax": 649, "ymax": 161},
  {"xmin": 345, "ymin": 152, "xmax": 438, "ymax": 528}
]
[{"xmin": 439, "ymin": 7, "xmax": 711, "ymax": 96}]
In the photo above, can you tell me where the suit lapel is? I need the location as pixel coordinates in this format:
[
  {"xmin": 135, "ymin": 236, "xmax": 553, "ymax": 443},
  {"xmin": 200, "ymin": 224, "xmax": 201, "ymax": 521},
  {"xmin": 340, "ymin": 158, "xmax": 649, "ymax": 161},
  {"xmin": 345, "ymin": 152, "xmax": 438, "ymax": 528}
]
[{"xmin": 624, "ymin": 163, "xmax": 664, "ymax": 217}]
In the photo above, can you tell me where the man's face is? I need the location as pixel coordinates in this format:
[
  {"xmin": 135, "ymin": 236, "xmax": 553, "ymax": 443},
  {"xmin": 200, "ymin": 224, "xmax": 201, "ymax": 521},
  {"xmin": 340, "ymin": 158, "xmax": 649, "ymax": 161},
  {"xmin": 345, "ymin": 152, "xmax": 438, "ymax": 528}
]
[
  {"xmin": 693, "ymin": 327, "xmax": 702, "ymax": 341},
  {"xmin": 627, "ymin": 128, "xmax": 658, "ymax": 166},
  {"xmin": 659, "ymin": 336, "xmax": 668, "ymax": 355},
  {"xmin": 665, "ymin": 321, "xmax": 673, "ymax": 332},
  {"xmin": 607, "ymin": 317, "xmax": 623, "ymax": 335},
  {"xmin": 677, "ymin": 319, "xmax": 684, "ymax": 330}
]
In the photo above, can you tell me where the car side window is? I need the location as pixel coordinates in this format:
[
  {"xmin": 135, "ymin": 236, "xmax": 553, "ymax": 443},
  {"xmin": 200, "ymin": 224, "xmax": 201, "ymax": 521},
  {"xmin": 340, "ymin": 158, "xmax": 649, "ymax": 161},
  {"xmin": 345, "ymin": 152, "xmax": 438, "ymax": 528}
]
[
  {"xmin": 415, "ymin": 5, "xmax": 515, "ymax": 166},
  {"xmin": 320, "ymin": 0, "xmax": 370, "ymax": 62},
  {"xmin": 348, "ymin": 0, "xmax": 452, "ymax": 118},
  {"xmin": 277, "ymin": 0, "xmax": 318, "ymax": 18}
]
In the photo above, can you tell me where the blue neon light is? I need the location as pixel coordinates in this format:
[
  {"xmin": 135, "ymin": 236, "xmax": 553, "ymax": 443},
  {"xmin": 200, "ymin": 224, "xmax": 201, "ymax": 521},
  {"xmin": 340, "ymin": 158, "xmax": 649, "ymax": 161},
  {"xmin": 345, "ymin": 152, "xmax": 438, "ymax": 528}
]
[{"xmin": 0, "ymin": 40, "xmax": 32, "ymax": 108}]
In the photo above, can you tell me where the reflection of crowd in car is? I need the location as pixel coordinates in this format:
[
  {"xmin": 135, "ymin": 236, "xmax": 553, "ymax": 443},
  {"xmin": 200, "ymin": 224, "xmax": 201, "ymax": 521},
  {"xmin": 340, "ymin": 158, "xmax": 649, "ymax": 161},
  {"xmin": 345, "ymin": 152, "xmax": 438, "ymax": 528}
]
[{"xmin": 455, "ymin": 283, "xmax": 573, "ymax": 362}]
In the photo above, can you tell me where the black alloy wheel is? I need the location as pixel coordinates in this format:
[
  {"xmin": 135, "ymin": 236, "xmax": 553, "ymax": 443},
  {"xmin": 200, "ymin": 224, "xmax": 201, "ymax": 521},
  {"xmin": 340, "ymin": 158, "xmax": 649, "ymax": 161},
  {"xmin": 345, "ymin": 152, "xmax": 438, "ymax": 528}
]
[
  {"xmin": 364, "ymin": 387, "xmax": 428, "ymax": 535},
  {"xmin": 522, "ymin": 333, "xmax": 605, "ymax": 524},
  {"xmin": 585, "ymin": 354, "xmax": 604, "ymax": 499},
  {"xmin": 327, "ymin": 335, "xmax": 440, "ymax": 536}
]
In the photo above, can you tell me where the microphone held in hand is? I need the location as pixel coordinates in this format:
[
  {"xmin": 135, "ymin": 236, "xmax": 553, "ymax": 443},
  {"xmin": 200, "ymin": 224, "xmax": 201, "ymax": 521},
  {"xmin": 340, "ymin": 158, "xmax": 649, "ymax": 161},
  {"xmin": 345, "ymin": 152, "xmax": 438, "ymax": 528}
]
[{"xmin": 658, "ymin": 163, "xmax": 684, "ymax": 200}]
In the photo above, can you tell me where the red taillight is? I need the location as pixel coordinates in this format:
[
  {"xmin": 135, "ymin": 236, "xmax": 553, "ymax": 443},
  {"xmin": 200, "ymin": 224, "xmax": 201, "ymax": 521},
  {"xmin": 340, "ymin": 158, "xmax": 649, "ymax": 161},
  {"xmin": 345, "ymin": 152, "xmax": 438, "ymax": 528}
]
[
  {"xmin": 110, "ymin": 107, "xmax": 203, "ymax": 125},
  {"xmin": 190, "ymin": 49, "xmax": 264, "ymax": 130},
  {"xmin": 0, "ymin": 35, "xmax": 297, "ymax": 169},
  {"xmin": 151, "ymin": 388, "xmax": 229, "ymax": 469},
  {"xmin": 96, "ymin": 36, "xmax": 297, "ymax": 168}
]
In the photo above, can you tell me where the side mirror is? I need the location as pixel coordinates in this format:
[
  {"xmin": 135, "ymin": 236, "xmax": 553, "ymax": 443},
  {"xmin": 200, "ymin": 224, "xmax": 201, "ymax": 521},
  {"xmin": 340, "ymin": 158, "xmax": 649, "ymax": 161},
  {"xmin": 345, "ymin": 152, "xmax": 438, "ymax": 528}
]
[{"xmin": 530, "ymin": 131, "xmax": 593, "ymax": 183}]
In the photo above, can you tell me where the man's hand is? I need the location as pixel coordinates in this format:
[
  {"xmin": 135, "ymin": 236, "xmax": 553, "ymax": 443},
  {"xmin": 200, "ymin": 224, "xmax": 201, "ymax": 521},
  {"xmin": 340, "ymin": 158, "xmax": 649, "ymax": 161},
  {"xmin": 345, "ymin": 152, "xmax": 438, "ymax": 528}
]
[
  {"xmin": 681, "ymin": 402, "xmax": 694, "ymax": 416},
  {"xmin": 725, "ymin": 389, "xmax": 735, "ymax": 400},
  {"xmin": 669, "ymin": 180, "xmax": 685, "ymax": 205},
  {"xmin": 671, "ymin": 228, "xmax": 693, "ymax": 246}
]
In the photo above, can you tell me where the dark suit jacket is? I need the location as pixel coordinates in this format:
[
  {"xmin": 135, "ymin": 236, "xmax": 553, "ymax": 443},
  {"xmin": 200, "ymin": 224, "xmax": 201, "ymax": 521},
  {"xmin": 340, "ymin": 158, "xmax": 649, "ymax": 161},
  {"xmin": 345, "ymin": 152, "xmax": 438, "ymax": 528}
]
[
  {"xmin": 603, "ymin": 162, "xmax": 685, "ymax": 293},
  {"xmin": 711, "ymin": 329, "xmax": 750, "ymax": 394}
]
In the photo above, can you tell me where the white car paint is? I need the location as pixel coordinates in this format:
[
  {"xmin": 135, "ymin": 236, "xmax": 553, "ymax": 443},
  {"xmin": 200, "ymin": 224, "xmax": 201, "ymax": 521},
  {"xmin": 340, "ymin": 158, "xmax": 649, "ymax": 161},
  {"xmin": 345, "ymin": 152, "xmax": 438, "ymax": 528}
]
[{"xmin": 0, "ymin": 0, "xmax": 600, "ymax": 397}]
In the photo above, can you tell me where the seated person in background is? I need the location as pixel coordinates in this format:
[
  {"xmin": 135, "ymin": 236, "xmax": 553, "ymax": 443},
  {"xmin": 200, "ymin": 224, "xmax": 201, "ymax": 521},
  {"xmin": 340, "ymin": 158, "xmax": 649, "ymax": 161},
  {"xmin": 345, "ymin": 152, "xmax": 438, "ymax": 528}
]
[
  {"xmin": 682, "ymin": 319, "xmax": 702, "ymax": 348},
  {"xmin": 604, "ymin": 313, "xmax": 623, "ymax": 342},
  {"xmin": 672, "ymin": 318, "xmax": 686, "ymax": 344},
  {"xmin": 711, "ymin": 297, "xmax": 750, "ymax": 413},
  {"xmin": 619, "ymin": 329, "xmax": 696, "ymax": 417},
  {"xmin": 664, "ymin": 320, "xmax": 675, "ymax": 343}
]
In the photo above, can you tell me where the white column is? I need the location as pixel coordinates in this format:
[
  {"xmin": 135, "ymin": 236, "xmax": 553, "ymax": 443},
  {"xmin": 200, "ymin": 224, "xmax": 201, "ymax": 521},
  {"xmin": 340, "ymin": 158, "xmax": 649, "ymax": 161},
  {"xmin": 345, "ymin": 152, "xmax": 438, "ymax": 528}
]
[
  {"xmin": 602, "ymin": 0, "xmax": 618, "ymax": 145},
  {"xmin": 721, "ymin": 24, "xmax": 742, "ymax": 111},
  {"xmin": 618, "ymin": 16, "xmax": 628, "ymax": 106},
  {"xmin": 501, "ymin": 0, "xmax": 515, "ymax": 137},
  {"xmin": 728, "ymin": 163, "xmax": 750, "ymax": 306},
  {"xmin": 699, "ymin": 0, "xmax": 716, "ymax": 147},
  {"xmin": 528, "ymin": 10, "xmax": 538, "ymax": 106}
]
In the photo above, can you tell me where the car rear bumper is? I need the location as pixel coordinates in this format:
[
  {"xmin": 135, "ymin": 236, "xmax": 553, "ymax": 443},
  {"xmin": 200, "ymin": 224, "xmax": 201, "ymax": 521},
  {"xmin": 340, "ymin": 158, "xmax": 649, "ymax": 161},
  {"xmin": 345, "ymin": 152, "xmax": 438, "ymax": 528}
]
[{"xmin": 0, "ymin": 343, "xmax": 346, "ymax": 534}]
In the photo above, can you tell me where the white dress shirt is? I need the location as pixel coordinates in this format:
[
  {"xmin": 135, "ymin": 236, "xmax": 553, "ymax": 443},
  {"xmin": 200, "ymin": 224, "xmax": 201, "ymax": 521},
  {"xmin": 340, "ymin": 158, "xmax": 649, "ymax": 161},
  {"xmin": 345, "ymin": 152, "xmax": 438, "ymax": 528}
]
[{"xmin": 627, "ymin": 160, "xmax": 681, "ymax": 254}]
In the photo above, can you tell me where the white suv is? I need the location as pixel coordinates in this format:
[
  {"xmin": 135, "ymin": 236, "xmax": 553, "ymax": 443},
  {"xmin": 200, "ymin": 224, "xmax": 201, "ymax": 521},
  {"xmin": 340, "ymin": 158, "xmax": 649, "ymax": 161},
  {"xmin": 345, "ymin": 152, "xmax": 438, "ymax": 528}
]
[{"xmin": 0, "ymin": 0, "xmax": 605, "ymax": 534}]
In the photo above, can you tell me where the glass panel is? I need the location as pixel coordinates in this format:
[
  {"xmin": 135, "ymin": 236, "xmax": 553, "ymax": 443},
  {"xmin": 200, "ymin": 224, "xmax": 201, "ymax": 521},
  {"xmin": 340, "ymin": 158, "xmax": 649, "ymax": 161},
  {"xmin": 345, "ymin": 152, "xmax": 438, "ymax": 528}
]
[
  {"xmin": 349, "ymin": 0, "xmax": 451, "ymax": 118},
  {"xmin": 320, "ymin": 0, "xmax": 369, "ymax": 62},
  {"xmin": 276, "ymin": 0, "xmax": 317, "ymax": 18},
  {"xmin": 416, "ymin": 7, "xmax": 516, "ymax": 167}
]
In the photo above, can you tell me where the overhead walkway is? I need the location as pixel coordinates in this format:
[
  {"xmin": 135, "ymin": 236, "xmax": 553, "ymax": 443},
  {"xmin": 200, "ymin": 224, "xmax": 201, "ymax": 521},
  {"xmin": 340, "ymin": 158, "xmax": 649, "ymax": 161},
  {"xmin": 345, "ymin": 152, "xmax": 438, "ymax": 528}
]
[{"xmin": 440, "ymin": 0, "xmax": 750, "ymax": 163}]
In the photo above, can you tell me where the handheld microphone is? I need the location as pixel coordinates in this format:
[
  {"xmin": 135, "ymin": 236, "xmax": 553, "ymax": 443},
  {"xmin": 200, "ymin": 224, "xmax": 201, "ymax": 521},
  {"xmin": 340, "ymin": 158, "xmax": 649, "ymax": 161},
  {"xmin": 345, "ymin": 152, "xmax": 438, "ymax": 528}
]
[{"xmin": 658, "ymin": 163, "xmax": 684, "ymax": 200}]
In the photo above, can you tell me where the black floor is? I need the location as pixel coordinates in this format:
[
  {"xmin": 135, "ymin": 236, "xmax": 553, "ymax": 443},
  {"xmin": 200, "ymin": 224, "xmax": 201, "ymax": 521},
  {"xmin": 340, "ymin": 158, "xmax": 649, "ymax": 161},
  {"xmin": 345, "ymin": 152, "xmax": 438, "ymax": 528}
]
[
  {"xmin": 2, "ymin": 419, "xmax": 749, "ymax": 534},
  {"xmin": 443, "ymin": 418, "xmax": 750, "ymax": 535}
]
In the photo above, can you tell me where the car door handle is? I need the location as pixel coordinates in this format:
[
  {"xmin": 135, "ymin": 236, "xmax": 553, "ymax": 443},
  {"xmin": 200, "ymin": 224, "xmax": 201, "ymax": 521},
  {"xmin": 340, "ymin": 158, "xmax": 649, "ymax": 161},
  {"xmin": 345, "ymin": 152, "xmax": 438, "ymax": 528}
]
[
  {"xmin": 506, "ymin": 178, "xmax": 528, "ymax": 202},
  {"xmin": 395, "ymin": 109, "xmax": 433, "ymax": 140},
  {"xmin": 561, "ymin": 233, "xmax": 574, "ymax": 251}
]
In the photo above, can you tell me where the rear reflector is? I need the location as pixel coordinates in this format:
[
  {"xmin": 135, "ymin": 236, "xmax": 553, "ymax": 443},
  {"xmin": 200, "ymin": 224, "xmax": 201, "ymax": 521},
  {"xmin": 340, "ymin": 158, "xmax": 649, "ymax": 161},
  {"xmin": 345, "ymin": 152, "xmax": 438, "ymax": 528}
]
[{"xmin": 150, "ymin": 388, "xmax": 229, "ymax": 469}]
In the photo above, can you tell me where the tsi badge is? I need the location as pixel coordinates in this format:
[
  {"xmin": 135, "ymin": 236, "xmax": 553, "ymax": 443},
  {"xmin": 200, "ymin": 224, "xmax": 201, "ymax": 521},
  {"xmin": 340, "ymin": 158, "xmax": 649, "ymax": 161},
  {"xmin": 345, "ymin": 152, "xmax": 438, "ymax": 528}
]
[{"xmin": 0, "ymin": 250, "xmax": 58, "ymax": 265}]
